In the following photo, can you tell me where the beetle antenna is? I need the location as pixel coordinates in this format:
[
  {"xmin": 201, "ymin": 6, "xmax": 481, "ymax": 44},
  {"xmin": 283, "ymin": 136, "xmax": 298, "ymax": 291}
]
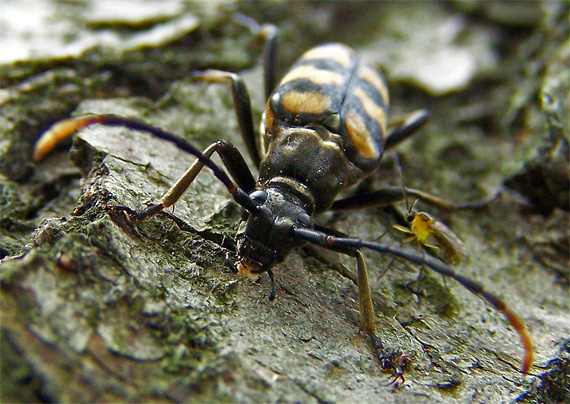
[
  {"xmin": 34, "ymin": 115, "xmax": 260, "ymax": 214},
  {"xmin": 394, "ymin": 153, "xmax": 420, "ymax": 217},
  {"xmin": 394, "ymin": 153, "xmax": 411, "ymax": 213},
  {"xmin": 291, "ymin": 226, "xmax": 533, "ymax": 374}
]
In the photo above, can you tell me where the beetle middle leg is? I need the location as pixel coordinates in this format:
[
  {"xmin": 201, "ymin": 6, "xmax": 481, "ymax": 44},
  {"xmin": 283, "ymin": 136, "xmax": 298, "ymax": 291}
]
[
  {"xmin": 329, "ymin": 105, "xmax": 455, "ymax": 211},
  {"xmin": 191, "ymin": 70, "xmax": 262, "ymax": 167},
  {"xmin": 331, "ymin": 177, "xmax": 497, "ymax": 212},
  {"xmin": 115, "ymin": 42, "xmax": 278, "ymax": 222},
  {"xmin": 331, "ymin": 107, "xmax": 497, "ymax": 212},
  {"xmin": 193, "ymin": 17, "xmax": 279, "ymax": 166}
]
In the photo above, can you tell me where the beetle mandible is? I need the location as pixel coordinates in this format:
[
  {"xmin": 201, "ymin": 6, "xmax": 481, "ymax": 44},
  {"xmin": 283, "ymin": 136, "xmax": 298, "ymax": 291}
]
[{"xmin": 34, "ymin": 16, "xmax": 533, "ymax": 380}]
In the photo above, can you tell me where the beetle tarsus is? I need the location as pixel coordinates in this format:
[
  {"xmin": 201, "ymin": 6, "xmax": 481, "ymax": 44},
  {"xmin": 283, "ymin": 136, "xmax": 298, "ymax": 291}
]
[
  {"xmin": 371, "ymin": 335, "xmax": 407, "ymax": 385},
  {"xmin": 106, "ymin": 205, "xmax": 143, "ymax": 239},
  {"xmin": 106, "ymin": 205, "xmax": 144, "ymax": 223}
]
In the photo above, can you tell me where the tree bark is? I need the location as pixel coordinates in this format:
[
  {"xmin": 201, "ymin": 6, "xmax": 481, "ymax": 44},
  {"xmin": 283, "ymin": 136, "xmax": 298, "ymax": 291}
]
[{"xmin": 1, "ymin": 2, "xmax": 568, "ymax": 403}]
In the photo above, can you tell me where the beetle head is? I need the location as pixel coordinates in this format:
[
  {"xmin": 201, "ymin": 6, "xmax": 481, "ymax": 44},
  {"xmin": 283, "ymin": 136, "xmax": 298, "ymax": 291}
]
[{"xmin": 235, "ymin": 182, "xmax": 313, "ymax": 278}]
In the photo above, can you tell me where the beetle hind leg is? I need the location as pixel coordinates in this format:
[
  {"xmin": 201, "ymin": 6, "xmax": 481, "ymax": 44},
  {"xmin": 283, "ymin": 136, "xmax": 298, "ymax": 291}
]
[
  {"xmin": 385, "ymin": 109, "xmax": 430, "ymax": 150},
  {"xmin": 233, "ymin": 12, "xmax": 279, "ymax": 99},
  {"xmin": 191, "ymin": 70, "xmax": 261, "ymax": 167}
]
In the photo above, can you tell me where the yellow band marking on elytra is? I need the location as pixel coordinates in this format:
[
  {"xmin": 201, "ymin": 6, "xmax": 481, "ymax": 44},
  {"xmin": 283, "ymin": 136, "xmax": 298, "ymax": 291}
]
[
  {"xmin": 279, "ymin": 64, "xmax": 345, "ymax": 86},
  {"xmin": 344, "ymin": 109, "xmax": 379, "ymax": 160},
  {"xmin": 358, "ymin": 65, "xmax": 389, "ymax": 106},
  {"xmin": 281, "ymin": 91, "xmax": 332, "ymax": 115},
  {"xmin": 302, "ymin": 44, "xmax": 353, "ymax": 68},
  {"xmin": 353, "ymin": 86, "xmax": 387, "ymax": 133}
]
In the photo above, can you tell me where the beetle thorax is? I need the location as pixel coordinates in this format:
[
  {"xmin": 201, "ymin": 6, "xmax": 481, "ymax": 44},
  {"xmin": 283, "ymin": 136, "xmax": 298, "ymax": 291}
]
[{"xmin": 258, "ymin": 125, "xmax": 363, "ymax": 213}]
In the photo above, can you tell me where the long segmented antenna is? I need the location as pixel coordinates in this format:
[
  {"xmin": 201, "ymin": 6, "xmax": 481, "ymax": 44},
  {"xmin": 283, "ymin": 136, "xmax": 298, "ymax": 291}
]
[
  {"xmin": 292, "ymin": 226, "xmax": 533, "ymax": 374},
  {"xmin": 34, "ymin": 115, "xmax": 260, "ymax": 214},
  {"xmin": 393, "ymin": 152, "xmax": 411, "ymax": 213}
]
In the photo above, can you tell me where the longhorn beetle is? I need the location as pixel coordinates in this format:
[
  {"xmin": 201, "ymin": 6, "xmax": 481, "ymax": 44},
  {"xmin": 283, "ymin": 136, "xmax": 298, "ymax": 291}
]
[{"xmin": 34, "ymin": 16, "xmax": 533, "ymax": 379}]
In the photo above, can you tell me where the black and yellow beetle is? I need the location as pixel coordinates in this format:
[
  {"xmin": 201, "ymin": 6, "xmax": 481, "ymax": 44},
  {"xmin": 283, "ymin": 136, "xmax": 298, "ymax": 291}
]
[{"xmin": 33, "ymin": 16, "xmax": 533, "ymax": 380}]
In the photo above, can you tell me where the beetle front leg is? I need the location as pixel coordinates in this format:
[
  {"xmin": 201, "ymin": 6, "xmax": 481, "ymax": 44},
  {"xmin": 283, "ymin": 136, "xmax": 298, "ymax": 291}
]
[
  {"xmin": 355, "ymin": 251, "xmax": 407, "ymax": 380},
  {"xmin": 355, "ymin": 250, "xmax": 375, "ymax": 336},
  {"xmin": 109, "ymin": 139, "xmax": 256, "ymax": 223}
]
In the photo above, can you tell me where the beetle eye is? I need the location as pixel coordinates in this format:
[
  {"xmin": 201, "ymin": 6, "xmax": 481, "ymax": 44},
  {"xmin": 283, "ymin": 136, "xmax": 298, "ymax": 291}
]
[
  {"xmin": 250, "ymin": 190, "xmax": 268, "ymax": 204},
  {"xmin": 297, "ymin": 212, "xmax": 311, "ymax": 227}
]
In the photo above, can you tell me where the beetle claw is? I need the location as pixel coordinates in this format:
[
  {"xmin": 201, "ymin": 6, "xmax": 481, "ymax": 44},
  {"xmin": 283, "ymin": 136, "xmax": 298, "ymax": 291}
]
[{"xmin": 379, "ymin": 350, "xmax": 408, "ymax": 386}]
